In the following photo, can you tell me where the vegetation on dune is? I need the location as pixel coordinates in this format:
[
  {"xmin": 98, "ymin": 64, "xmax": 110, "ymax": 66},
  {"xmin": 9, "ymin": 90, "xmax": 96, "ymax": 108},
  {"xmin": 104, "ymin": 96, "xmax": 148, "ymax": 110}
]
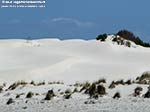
[
  {"xmin": 84, "ymin": 83, "xmax": 106, "ymax": 99},
  {"xmin": 2, "ymin": 72, "xmax": 150, "ymax": 105},
  {"xmin": 64, "ymin": 93, "xmax": 72, "ymax": 99},
  {"xmin": 8, "ymin": 81, "xmax": 28, "ymax": 90},
  {"xmin": 113, "ymin": 92, "xmax": 121, "ymax": 99},
  {"xmin": 136, "ymin": 72, "xmax": 150, "ymax": 84},
  {"xmin": 117, "ymin": 30, "xmax": 150, "ymax": 47},
  {"xmin": 26, "ymin": 92, "xmax": 34, "ymax": 98},
  {"xmin": 44, "ymin": 90, "xmax": 55, "ymax": 100},
  {"xmin": 96, "ymin": 34, "xmax": 107, "ymax": 41},
  {"xmin": 134, "ymin": 87, "xmax": 143, "ymax": 97},
  {"xmin": 96, "ymin": 29, "xmax": 150, "ymax": 47},
  {"xmin": 6, "ymin": 98, "xmax": 15, "ymax": 105},
  {"xmin": 144, "ymin": 86, "xmax": 150, "ymax": 98}
]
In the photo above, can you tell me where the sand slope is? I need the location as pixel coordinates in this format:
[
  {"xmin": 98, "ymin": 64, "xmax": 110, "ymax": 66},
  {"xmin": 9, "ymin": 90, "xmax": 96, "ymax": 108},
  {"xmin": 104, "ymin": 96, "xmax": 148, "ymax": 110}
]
[{"xmin": 0, "ymin": 37, "xmax": 150, "ymax": 83}]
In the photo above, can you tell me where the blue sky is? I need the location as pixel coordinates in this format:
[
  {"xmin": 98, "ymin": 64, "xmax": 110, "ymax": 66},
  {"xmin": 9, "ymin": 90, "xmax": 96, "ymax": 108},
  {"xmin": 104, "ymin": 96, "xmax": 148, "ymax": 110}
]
[{"xmin": 0, "ymin": 0, "xmax": 150, "ymax": 41}]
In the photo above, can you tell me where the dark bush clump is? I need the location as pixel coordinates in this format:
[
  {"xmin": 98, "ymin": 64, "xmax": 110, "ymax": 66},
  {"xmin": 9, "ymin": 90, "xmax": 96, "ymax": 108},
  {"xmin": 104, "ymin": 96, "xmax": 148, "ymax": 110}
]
[
  {"xmin": 16, "ymin": 94, "xmax": 20, "ymax": 98},
  {"xmin": 79, "ymin": 81, "xmax": 91, "ymax": 92},
  {"xmin": 115, "ymin": 80, "xmax": 124, "ymax": 85},
  {"xmin": 73, "ymin": 88, "xmax": 78, "ymax": 93},
  {"xmin": 37, "ymin": 81, "xmax": 45, "ymax": 86},
  {"xmin": 26, "ymin": 92, "xmax": 34, "ymax": 98},
  {"xmin": 44, "ymin": 90, "xmax": 55, "ymax": 100},
  {"xmin": 117, "ymin": 30, "xmax": 150, "ymax": 47},
  {"xmin": 113, "ymin": 92, "xmax": 121, "ymax": 99},
  {"xmin": 6, "ymin": 98, "xmax": 15, "ymax": 105},
  {"xmin": 96, "ymin": 34, "xmax": 107, "ymax": 41},
  {"xmin": 125, "ymin": 79, "xmax": 132, "ymax": 85},
  {"xmin": 144, "ymin": 86, "xmax": 150, "ymax": 98},
  {"xmin": 30, "ymin": 80, "xmax": 36, "ymax": 86},
  {"xmin": 84, "ymin": 100, "xmax": 95, "ymax": 104},
  {"xmin": 109, "ymin": 81, "xmax": 116, "ymax": 89},
  {"xmin": 86, "ymin": 83, "xmax": 106, "ymax": 99},
  {"xmin": 112, "ymin": 37, "xmax": 118, "ymax": 42},
  {"xmin": 94, "ymin": 79, "xmax": 106, "ymax": 85},
  {"xmin": 64, "ymin": 94, "xmax": 72, "ymax": 99},
  {"xmin": 125, "ymin": 41, "xmax": 131, "ymax": 47},
  {"xmin": 8, "ymin": 81, "xmax": 28, "ymax": 90},
  {"xmin": 134, "ymin": 87, "xmax": 143, "ymax": 97},
  {"xmin": 136, "ymin": 72, "xmax": 150, "ymax": 84},
  {"xmin": 97, "ymin": 85, "xmax": 106, "ymax": 95},
  {"xmin": 88, "ymin": 83, "xmax": 97, "ymax": 97},
  {"xmin": 109, "ymin": 80, "xmax": 125, "ymax": 89},
  {"xmin": 0, "ymin": 86, "xmax": 3, "ymax": 93},
  {"xmin": 65, "ymin": 89, "xmax": 72, "ymax": 94}
]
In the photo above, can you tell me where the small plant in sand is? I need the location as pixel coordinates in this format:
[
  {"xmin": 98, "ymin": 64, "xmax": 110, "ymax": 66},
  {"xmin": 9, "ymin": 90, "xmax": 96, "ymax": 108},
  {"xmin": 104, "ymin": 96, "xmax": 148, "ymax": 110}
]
[
  {"xmin": 144, "ymin": 86, "xmax": 150, "ymax": 98},
  {"xmin": 74, "ymin": 82, "xmax": 82, "ymax": 87},
  {"xmin": 80, "ymin": 81, "xmax": 91, "ymax": 92},
  {"xmin": 44, "ymin": 90, "xmax": 55, "ymax": 100},
  {"xmin": 16, "ymin": 94, "xmax": 20, "ymax": 98},
  {"xmin": 73, "ymin": 88, "xmax": 79, "ymax": 93},
  {"xmin": 136, "ymin": 72, "xmax": 150, "ymax": 84},
  {"xmin": 8, "ymin": 81, "xmax": 28, "ymax": 90},
  {"xmin": 114, "ymin": 79, "xmax": 124, "ymax": 85},
  {"xmin": 48, "ymin": 81, "xmax": 64, "ymax": 85},
  {"xmin": 64, "ymin": 89, "xmax": 72, "ymax": 99},
  {"xmin": 125, "ymin": 79, "xmax": 132, "ymax": 85},
  {"xmin": 26, "ymin": 92, "xmax": 34, "ymax": 98},
  {"xmin": 37, "ymin": 81, "xmax": 46, "ymax": 86},
  {"xmin": 97, "ymin": 85, "xmax": 106, "ymax": 95},
  {"xmin": 0, "ymin": 86, "xmax": 3, "ymax": 93},
  {"xmin": 109, "ymin": 81, "xmax": 116, "ymax": 89},
  {"xmin": 6, "ymin": 98, "xmax": 15, "ymax": 105},
  {"xmin": 65, "ymin": 89, "xmax": 72, "ymax": 94},
  {"xmin": 94, "ymin": 78, "xmax": 106, "ymax": 85},
  {"xmin": 64, "ymin": 94, "xmax": 72, "ymax": 99},
  {"xmin": 133, "ymin": 87, "xmax": 143, "ymax": 97},
  {"xmin": 113, "ymin": 92, "xmax": 121, "ymax": 99},
  {"xmin": 30, "ymin": 80, "xmax": 36, "ymax": 86}
]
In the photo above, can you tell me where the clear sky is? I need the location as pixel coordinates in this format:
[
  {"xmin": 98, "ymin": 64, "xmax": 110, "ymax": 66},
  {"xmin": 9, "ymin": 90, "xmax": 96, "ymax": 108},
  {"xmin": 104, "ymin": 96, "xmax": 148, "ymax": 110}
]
[{"xmin": 0, "ymin": 0, "xmax": 150, "ymax": 41}]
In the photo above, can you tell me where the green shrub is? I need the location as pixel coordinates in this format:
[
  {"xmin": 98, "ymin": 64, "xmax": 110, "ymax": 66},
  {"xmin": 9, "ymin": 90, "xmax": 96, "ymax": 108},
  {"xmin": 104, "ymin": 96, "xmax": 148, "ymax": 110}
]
[
  {"xmin": 94, "ymin": 79, "xmax": 106, "ymax": 85},
  {"xmin": 88, "ymin": 83, "xmax": 97, "ymax": 97},
  {"xmin": 113, "ymin": 92, "xmax": 121, "ymax": 99},
  {"xmin": 26, "ymin": 92, "xmax": 34, "ymax": 98},
  {"xmin": 64, "ymin": 94, "xmax": 72, "ymax": 99},
  {"xmin": 79, "ymin": 81, "xmax": 91, "ymax": 92},
  {"xmin": 109, "ymin": 81, "xmax": 116, "ymax": 89},
  {"xmin": 30, "ymin": 80, "xmax": 36, "ymax": 86},
  {"xmin": 97, "ymin": 85, "xmax": 106, "ymax": 95},
  {"xmin": 140, "ymin": 72, "xmax": 150, "ymax": 81},
  {"xmin": 125, "ymin": 79, "xmax": 132, "ymax": 85},
  {"xmin": 0, "ymin": 86, "xmax": 3, "ymax": 93},
  {"xmin": 112, "ymin": 37, "xmax": 118, "ymax": 42},
  {"xmin": 48, "ymin": 81, "xmax": 64, "ymax": 85},
  {"xmin": 6, "ymin": 98, "xmax": 15, "ymax": 105},
  {"xmin": 8, "ymin": 81, "xmax": 27, "ymax": 90},
  {"xmin": 73, "ymin": 88, "xmax": 78, "ymax": 93},
  {"xmin": 96, "ymin": 34, "xmax": 107, "ymax": 41},
  {"xmin": 134, "ymin": 87, "xmax": 143, "ymax": 97},
  {"xmin": 125, "ymin": 41, "xmax": 131, "ymax": 47},
  {"xmin": 117, "ymin": 30, "xmax": 150, "ymax": 47},
  {"xmin": 37, "ymin": 81, "xmax": 45, "ymax": 86},
  {"xmin": 16, "ymin": 94, "xmax": 20, "ymax": 98},
  {"xmin": 65, "ymin": 89, "xmax": 72, "ymax": 94},
  {"xmin": 44, "ymin": 90, "xmax": 55, "ymax": 100},
  {"xmin": 144, "ymin": 86, "xmax": 150, "ymax": 98},
  {"xmin": 114, "ymin": 80, "xmax": 124, "ymax": 85},
  {"xmin": 136, "ymin": 72, "xmax": 150, "ymax": 84},
  {"xmin": 74, "ymin": 82, "xmax": 82, "ymax": 87}
]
